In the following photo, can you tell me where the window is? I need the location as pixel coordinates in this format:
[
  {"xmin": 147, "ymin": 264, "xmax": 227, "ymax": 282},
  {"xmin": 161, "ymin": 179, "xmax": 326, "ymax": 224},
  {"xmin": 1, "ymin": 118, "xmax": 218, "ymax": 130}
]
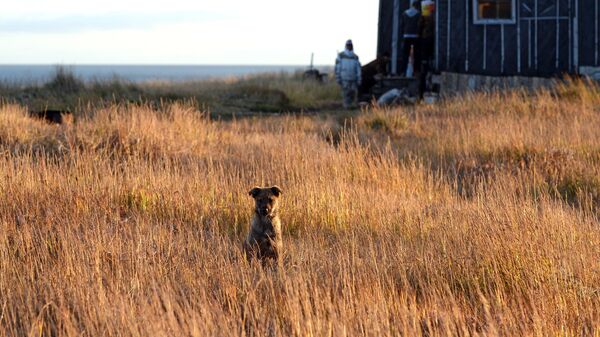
[{"xmin": 473, "ymin": 0, "xmax": 516, "ymax": 24}]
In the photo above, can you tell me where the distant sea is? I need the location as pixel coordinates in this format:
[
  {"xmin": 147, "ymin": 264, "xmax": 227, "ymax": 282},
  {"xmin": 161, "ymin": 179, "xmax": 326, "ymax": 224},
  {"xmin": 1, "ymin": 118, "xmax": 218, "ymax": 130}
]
[{"xmin": 0, "ymin": 65, "xmax": 329, "ymax": 84}]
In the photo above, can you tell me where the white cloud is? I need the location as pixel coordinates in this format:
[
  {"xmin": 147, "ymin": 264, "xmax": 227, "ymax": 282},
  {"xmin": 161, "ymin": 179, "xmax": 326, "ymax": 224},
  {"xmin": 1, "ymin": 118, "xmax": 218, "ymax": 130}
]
[
  {"xmin": 0, "ymin": 0, "xmax": 378, "ymax": 65},
  {"xmin": 0, "ymin": 12, "xmax": 229, "ymax": 33}
]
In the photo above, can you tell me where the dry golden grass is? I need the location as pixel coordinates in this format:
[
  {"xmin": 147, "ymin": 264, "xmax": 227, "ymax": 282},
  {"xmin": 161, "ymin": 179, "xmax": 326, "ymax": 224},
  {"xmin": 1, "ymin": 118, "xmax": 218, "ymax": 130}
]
[{"xmin": 0, "ymin": 80, "xmax": 599, "ymax": 336}]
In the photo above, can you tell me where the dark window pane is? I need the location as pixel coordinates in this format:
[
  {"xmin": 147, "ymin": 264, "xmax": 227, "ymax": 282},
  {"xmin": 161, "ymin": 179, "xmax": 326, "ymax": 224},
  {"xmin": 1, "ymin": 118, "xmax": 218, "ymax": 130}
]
[
  {"xmin": 498, "ymin": 1, "xmax": 512, "ymax": 18},
  {"xmin": 477, "ymin": 0, "xmax": 513, "ymax": 20}
]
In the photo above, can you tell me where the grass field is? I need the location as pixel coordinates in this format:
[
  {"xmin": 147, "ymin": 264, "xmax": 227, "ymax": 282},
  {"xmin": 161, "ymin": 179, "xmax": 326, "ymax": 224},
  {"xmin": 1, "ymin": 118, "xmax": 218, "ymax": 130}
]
[
  {"xmin": 0, "ymin": 67, "xmax": 342, "ymax": 116},
  {"xmin": 0, "ymin": 79, "xmax": 599, "ymax": 336}
]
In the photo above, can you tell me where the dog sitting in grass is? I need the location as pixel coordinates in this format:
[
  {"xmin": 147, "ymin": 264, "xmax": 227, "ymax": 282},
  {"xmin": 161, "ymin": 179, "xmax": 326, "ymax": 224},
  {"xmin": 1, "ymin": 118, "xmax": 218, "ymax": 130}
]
[{"xmin": 244, "ymin": 186, "xmax": 283, "ymax": 263}]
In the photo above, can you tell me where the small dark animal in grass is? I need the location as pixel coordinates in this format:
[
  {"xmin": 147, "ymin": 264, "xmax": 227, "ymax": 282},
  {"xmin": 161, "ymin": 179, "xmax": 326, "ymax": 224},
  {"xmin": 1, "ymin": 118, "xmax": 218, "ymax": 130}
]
[
  {"xmin": 29, "ymin": 109, "xmax": 72, "ymax": 124},
  {"xmin": 244, "ymin": 186, "xmax": 283, "ymax": 263}
]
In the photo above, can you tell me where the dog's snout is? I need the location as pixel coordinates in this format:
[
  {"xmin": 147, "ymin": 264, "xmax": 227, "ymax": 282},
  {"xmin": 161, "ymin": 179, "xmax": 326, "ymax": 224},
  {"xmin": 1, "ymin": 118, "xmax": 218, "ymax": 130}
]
[{"xmin": 259, "ymin": 207, "xmax": 270, "ymax": 216}]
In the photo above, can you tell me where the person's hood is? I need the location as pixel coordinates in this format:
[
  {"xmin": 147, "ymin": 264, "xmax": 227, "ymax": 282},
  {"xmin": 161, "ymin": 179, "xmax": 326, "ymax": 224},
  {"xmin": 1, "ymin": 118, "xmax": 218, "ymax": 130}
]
[{"xmin": 405, "ymin": 7, "xmax": 419, "ymax": 17}]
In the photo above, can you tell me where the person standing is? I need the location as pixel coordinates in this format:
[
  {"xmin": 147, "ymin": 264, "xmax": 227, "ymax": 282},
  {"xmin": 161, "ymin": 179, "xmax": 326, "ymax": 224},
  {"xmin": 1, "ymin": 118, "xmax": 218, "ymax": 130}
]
[
  {"xmin": 399, "ymin": 1, "xmax": 422, "ymax": 77},
  {"xmin": 420, "ymin": 1, "xmax": 436, "ymax": 67},
  {"xmin": 335, "ymin": 40, "xmax": 362, "ymax": 109},
  {"xmin": 419, "ymin": 0, "xmax": 436, "ymax": 97}
]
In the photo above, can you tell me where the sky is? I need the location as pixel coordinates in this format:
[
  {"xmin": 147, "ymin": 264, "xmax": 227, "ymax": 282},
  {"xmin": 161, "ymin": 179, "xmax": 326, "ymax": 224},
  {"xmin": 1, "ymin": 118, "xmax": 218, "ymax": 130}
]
[{"xmin": 0, "ymin": 0, "xmax": 379, "ymax": 65}]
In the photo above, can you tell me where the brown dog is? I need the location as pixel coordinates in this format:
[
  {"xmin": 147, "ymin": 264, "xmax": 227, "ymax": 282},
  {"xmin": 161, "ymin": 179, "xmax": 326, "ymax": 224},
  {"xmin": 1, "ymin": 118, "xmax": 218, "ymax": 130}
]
[{"xmin": 243, "ymin": 186, "xmax": 283, "ymax": 262}]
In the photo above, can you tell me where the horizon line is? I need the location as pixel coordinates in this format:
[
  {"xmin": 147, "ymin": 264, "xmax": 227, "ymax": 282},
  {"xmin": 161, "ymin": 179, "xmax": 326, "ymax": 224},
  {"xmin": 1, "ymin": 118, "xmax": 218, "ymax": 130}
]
[{"xmin": 0, "ymin": 63, "xmax": 333, "ymax": 67}]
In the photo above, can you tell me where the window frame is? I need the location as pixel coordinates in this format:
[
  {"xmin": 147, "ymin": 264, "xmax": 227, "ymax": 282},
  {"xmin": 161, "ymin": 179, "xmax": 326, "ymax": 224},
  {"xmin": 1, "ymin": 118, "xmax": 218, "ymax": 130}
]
[{"xmin": 472, "ymin": 0, "xmax": 517, "ymax": 25}]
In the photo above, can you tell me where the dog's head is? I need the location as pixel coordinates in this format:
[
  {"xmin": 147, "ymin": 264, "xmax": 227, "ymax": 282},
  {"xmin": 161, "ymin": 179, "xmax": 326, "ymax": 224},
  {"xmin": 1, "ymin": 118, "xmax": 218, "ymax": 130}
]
[{"xmin": 249, "ymin": 186, "xmax": 282, "ymax": 217}]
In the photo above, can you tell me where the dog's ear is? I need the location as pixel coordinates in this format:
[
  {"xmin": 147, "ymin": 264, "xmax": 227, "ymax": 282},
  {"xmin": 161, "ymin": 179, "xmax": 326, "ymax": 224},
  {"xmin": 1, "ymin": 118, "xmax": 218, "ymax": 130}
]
[
  {"xmin": 270, "ymin": 186, "xmax": 282, "ymax": 197},
  {"xmin": 249, "ymin": 187, "xmax": 261, "ymax": 198}
]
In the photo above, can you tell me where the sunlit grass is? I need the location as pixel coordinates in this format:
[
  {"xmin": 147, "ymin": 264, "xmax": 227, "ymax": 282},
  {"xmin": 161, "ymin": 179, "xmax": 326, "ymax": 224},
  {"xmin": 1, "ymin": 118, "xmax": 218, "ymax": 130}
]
[{"xmin": 0, "ymin": 80, "xmax": 598, "ymax": 336}]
